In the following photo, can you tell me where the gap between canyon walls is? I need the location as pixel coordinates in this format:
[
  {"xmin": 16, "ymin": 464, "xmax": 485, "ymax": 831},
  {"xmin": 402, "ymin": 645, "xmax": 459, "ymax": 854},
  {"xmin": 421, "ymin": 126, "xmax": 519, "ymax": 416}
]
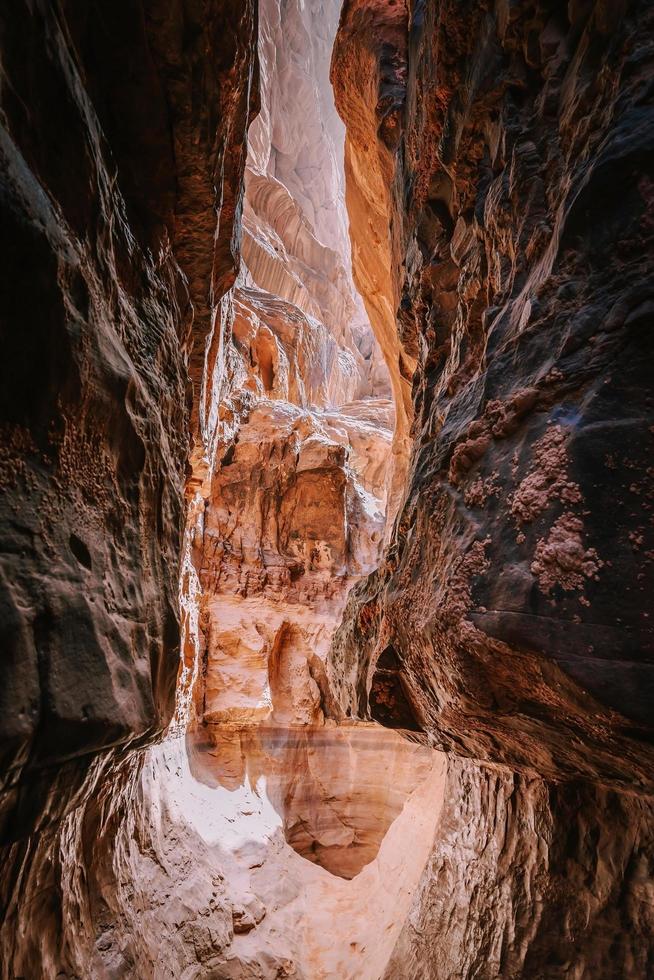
[
  {"xmin": 1, "ymin": 0, "xmax": 653, "ymax": 978},
  {"xmin": 0, "ymin": 2, "xmax": 448, "ymax": 978},
  {"xmin": 162, "ymin": 0, "xmax": 450, "ymax": 974}
]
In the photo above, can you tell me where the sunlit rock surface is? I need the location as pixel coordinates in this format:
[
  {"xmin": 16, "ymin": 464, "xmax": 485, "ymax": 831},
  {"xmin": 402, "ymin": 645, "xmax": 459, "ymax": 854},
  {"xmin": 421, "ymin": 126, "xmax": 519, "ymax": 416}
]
[
  {"xmin": 189, "ymin": 724, "xmax": 438, "ymax": 880},
  {"xmin": 0, "ymin": 725, "xmax": 444, "ymax": 978},
  {"xmin": 180, "ymin": 0, "xmax": 395, "ymax": 734},
  {"xmin": 3, "ymin": 0, "xmax": 654, "ymax": 977},
  {"xmin": 243, "ymin": 0, "xmax": 389, "ymax": 400},
  {"xmin": 1, "ymin": 1, "xmax": 434, "ymax": 976},
  {"xmin": 330, "ymin": 0, "xmax": 416, "ymax": 523},
  {"xmin": 198, "ymin": 393, "xmax": 392, "ymax": 725}
]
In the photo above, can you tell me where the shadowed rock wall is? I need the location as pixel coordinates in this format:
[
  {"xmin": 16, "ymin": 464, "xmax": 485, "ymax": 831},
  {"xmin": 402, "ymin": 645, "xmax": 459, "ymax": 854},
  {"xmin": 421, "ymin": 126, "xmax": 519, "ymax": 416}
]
[
  {"xmin": 385, "ymin": 758, "xmax": 654, "ymax": 980},
  {"xmin": 2, "ymin": 0, "xmax": 654, "ymax": 976},
  {"xmin": 330, "ymin": 0, "xmax": 654, "ymax": 788},
  {"xmin": 0, "ymin": 0, "xmax": 257, "ymax": 881},
  {"xmin": 329, "ymin": 1, "xmax": 654, "ymax": 975}
]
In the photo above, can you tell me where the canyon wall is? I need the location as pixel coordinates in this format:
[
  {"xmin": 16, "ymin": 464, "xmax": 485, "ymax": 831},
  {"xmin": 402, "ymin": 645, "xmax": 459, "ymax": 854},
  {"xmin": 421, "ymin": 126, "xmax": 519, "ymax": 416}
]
[
  {"xmin": 328, "ymin": 0, "xmax": 654, "ymax": 975},
  {"xmin": 386, "ymin": 758, "xmax": 654, "ymax": 979},
  {"xmin": 0, "ymin": 0, "xmax": 257, "ymax": 841},
  {"xmin": 1, "ymin": 2, "xmax": 426, "ymax": 977},
  {"xmin": 330, "ymin": 0, "xmax": 654, "ymax": 783},
  {"xmin": 0, "ymin": 0, "xmax": 257, "ymax": 971},
  {"xmin": 182, "ymin": 0, "xmax": 395, "ymax": 731},
  {"xmin": 2, "ymin": 0, "xmax": 654, "ymax": 977}
]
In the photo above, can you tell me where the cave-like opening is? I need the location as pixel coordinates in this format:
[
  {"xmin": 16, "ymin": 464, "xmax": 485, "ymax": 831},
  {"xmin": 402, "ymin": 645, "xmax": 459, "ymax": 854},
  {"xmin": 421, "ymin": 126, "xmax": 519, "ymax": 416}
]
[
  {"xmin": 152, "ymin": 0, "xmax": 447, "ymax": 971},
  {"xmin": 2, "ymin": 0, "xmax": 653, "ymax": 977}
]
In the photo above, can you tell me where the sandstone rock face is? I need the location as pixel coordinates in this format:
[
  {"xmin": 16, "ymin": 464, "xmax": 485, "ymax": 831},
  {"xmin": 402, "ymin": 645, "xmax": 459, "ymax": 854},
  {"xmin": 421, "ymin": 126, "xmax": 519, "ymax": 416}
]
[
  {"xmin": 0, "ymin": 0, "xmax": 257, "ymax": 843},
  {"xmin": 329, "ymin": 0, "xmax": 654, "ymax": 788},
  {"xmin": 0, "ymin": 726, "xmax": 446, "ymax": 978},
  {"xmin": 326, "ymin": 0, "xmax": 654, "ymax": 975},
  {"xmin": 179, "ymin": 0, "xmax": 395, "ymax": 732},
  {"xmin": 244, "ymin": 0, "xmax": 389, "ymax": 400},
  {"xmin": 1, "ymin": 2, "xmax": 431, "ymax": 977},
  {"xmin": 3, "ymin": 0, "xmax": 654, "ymax": 977},
  {"xmin": 0, "ymin": 0, "xmax": 257, "ymax": 967},
  {"xmin": 189, "ymin": 724, "xmax": 438, "ymax": 882},
  {"xmin": 197, "ymin": 389, "xmax": 392, "ymax": 726},
  {"xmin": 385, "ymin": 758, "xmax": 654, "ymax": 980},
  {"xmin": 331, "ymin": 0, "xmax": 416, "ymax": 524}
]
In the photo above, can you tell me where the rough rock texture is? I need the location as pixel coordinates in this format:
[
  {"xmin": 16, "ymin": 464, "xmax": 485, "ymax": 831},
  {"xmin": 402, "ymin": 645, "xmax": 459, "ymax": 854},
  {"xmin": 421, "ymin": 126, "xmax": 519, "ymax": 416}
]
[
  {"xmin": 330, "ymin": 0, "xmax": 654, "ymax": 788},
  {"xmin": 331, "ymin": 0, "xmax": 416, "ymax": 520},
  {"xmin": 177, "ymin": 0, "xmax": 395, "ymax": 732},
  {"xmin": 1, "ymin": 3, "xmax": 425, "ymax": 977},
  {"xmin": 4, "ymin": 0, "xmax": 654, "ymax": 977},
  {"xmin": 385, "ymin": 758, "xmax": 654, "ymax": 980},
  {"xmin": 0, "ymin": 0, "xmax": 257, "ymax": 841},
  {"xmin": 196, "ymin": 390, "xmax": 392, "ymax": 726},
  {"xmin": 0, "ymin": 727, "xmax": 446, "ymax": 978},
  {"xmin": 0, "ymin": 0, "xmax": 257, "ymax": 970},
  {"xmin": 190, "ymin": 724, "xmax": 437, "ymax": 881},
  {"xmin": 244, "ymin": 0, "xmax": 389, "ymax": 399},
  {"xmin": 326, "ymin": 0, "xmax": 654, "ymax": 976}
]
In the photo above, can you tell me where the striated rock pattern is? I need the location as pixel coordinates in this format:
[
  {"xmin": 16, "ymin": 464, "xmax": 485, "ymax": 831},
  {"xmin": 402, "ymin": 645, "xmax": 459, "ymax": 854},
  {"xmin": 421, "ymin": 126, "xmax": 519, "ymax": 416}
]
[
  {"xmin": 188, "ymin": 724, "xmax": 438, "ymax": 881},
  {"xmin": 0, "ymin": 727, "xmax": 446, "ymax": 978},
  {"xmin": 330, "ymin": 0, "xmax": 654, "ymax": 788},
  {"xmin": 180, "ymin": 0, "xmax": 395, "ymax": 733},
  {"xmin": 244, "ymin": 0, "xmax": 389, "ymax": 399},
  {"xmin": 1, "ymin": 2, "xmax": 412, "ymax": 976},
  {"xmin": 196, "ymin": 386, "xmax": 393, "ymax": 726},
  {"xmin": 0, "ymin": 0, "xmax": 257, "ymax": 971},
  {"xmin": 331, "ymin": 0, "xmax": 419, "ymax": 521},
  {"xmin": 0, "ymin": 0, "xmax": 257, "ymax": 842},
  {"xmin": 3, "ymin": 0, "xmax": 654, "ymax": 977},
  {"xmin": 385, "ymin": 758, "xmax": 654, "ymax": 980},
  {"xmin": 328, "ymin": 0, "xmax": 654, "ymax": 976}
]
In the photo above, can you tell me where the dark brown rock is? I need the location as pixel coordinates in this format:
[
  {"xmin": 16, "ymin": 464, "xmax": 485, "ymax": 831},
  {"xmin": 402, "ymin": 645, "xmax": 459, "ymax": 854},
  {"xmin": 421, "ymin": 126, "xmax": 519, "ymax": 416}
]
[
  {"xmin": 0, "ymin": 0, "xmax": 257, "ymax": 841},
  {"xmin": 328, "ymin": 2, "xmax": 654, "ymax": 974},
  {"xmin": 329, "ymin": 0, "xmax": 654, "ymax": 791}
]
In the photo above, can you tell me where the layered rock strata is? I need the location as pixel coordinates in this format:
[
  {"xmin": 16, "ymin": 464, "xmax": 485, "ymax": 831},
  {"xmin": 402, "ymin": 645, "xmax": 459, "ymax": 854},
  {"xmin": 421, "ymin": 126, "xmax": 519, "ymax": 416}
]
[
  {"xmin": 327, "ymin": 0, "xmax": 654, "ymax": 975},
  {"xmin": 3, "ymin": 0, "xmax": 654, "ymax": 977},
  {"xmin": 385, "ymin": 759, "xmax": 654, "ymax": 980},
  {"xmin": 1, "ymin": 725, "xmax": 446, "ymax": 978},
  {"xmin": 2, "ymin": 1, "xmax": 432, "ymax": 977},
  {"xmin": 0, "ymin": 0, "xmax": 257, "ymax": 841},
  {"xmin": 330, "ymin": 0, "xmax": 654, "ymax": 785},
  {"xmin": 180, "ymin": 0, "xmax": 395, "ymax": 732},
  {"xmin": 0, "ymin": 0, "xmax": 258, "ymax": 972}
]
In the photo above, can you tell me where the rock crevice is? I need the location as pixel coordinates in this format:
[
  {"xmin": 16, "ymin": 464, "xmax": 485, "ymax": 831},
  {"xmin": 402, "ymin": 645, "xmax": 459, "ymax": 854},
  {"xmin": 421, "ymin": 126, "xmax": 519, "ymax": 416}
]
[{"xmin": 1, "ymin": 0, "xmax": 654, "ymax": 977}]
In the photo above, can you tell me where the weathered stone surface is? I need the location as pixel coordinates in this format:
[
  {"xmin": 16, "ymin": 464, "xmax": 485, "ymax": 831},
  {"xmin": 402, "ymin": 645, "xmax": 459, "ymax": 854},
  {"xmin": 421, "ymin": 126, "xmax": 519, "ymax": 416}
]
[
  {"xmin": 385, "ymin": 758, "xmax": 654, "ymax": 980},
  {"xmin": 177, "ymin": 0, "xmax": 394, "ymax": 734},
  {"xmin": 326, "ymin": 1, "xmax": 654, "ymax": 975},
  {"xmin": 245, "ymin": 0, "xmax": 389, "ymax": 399},
  {"xmin": 329, "ymin": 0, "xmax": 654, "ymax": 790},
  {"xmin": 3, "ymin": 0, "xmax": 654, "ymax": 977},
  {"xmin": 0, "ymin": 0, "xmax": 257, "ymax": 842},
  {"xmin": 331, "ymin": 0, "xmax": 415, "ymax": 522},
  {"xmin": 0, "ymin": 1, "xmax": 257, "ymax": 971},
  {"xmin": 1, "ymin": 2, "xmax": 413, "ymax": 976},
  {"xmin": 0, "ymin": 727, "xmax": 446, "ymax": 978}
]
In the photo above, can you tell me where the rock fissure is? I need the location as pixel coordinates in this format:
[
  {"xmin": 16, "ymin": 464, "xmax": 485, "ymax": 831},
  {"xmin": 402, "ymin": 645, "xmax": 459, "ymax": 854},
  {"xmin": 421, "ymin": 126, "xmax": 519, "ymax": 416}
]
[{"xmin": 1, "ymin": 0, "xmax": 654, "ymax": 978}]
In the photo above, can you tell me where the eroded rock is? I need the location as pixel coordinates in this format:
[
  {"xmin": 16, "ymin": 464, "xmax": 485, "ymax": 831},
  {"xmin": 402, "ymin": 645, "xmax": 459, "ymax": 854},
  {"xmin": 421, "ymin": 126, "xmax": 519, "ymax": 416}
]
[{"xmin": 329, "ymin": 0, "xmax": 654, "ymax": 788}]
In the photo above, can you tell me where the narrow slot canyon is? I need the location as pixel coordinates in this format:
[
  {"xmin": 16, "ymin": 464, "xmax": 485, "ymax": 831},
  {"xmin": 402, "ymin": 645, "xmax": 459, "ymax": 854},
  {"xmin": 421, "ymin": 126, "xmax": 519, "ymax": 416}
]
[{"xmin": 0, "ymin": 1, "xmax": 653, "ymax": 979}]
